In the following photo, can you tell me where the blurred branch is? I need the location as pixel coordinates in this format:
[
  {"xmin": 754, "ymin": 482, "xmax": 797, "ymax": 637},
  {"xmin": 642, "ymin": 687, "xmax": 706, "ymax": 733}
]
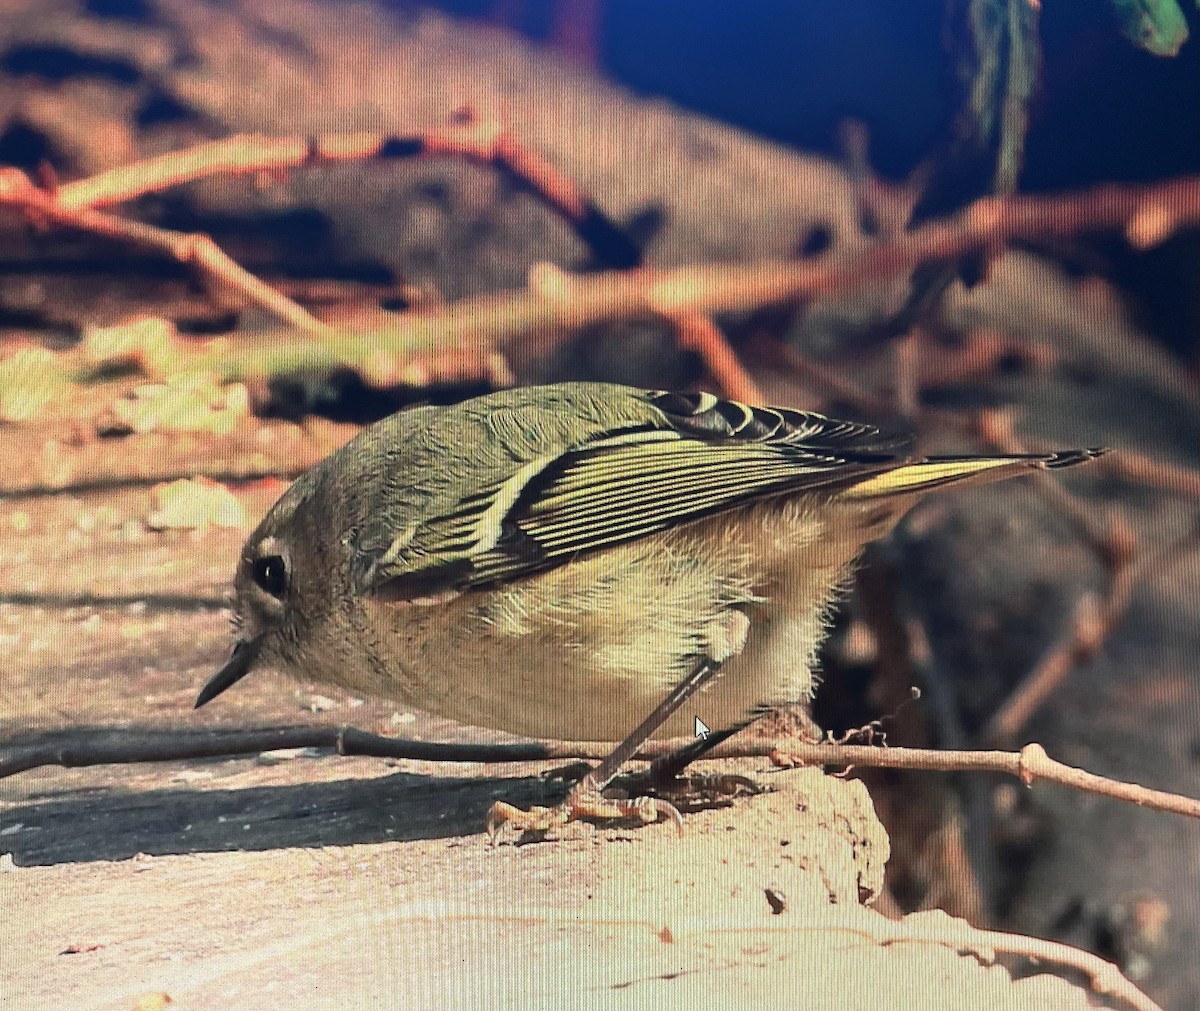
[
  {"xmin": 0, "ymin": 167, "xmax": 334, "ymax": 335},
  {"xmin": 59, "ymin": 175, "xmax": 1200, "ymax": 386},
  {"xmin": 1105, "ymin": 447, "xmax": 1200, "ymax": 500},
  {"xmin": 0, "ymin": 106, "xmax": 648, "ymax": 341},
  {"xmin": 3, "ymin": 120, "xmax": 1197, "ymax": 378},
  {"xmin": 666, "ymin": 311, "xmax": 762, "ymax": 403},
  {"xmin": 4, "ymin": 125, "xmax": 1198, "ymax": 413},
  {"xmin": 982, "ymin": 522, "xmax": 1198, "ymax": 746},
  {"xmin": 47, "ymin": 111, "xmax": 641, "ymax": 268}
]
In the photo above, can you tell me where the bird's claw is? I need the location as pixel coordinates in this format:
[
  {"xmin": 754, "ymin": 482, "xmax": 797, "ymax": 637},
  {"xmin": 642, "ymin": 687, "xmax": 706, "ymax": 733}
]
[
  {"xmin": 771, "ymin": 747, "xmax": 816, "ymax": 769},
  {"xmin": 639, "ymin": 768, "xmax": 766, "ymax": 802},
  {"xmin": 486, "ymin": 789, "xmax": 683, "ymax": 845},
  {"xmin": 688, "ymin": 772, "xmax": 764, "ymax": 797},
  {"xmin": 540, "ymin": 761, "xmax": 594, "ymax": 784}
]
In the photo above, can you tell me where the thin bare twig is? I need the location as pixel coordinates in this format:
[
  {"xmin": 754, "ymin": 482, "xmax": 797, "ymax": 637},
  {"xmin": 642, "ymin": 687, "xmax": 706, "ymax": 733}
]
[
  {"xmin": 752, "ymin": 337, "xmax": 897, "ymax": 416},
  {"xmin": 0, "ymin": 115, "xmax": 641, "ymax": 342},
  {"xmin": 10, "ymin": 158, "xmax": 1200, "ymax": 382},
  {"xmin": 967, "ymin": 407, "xmax": 1155, "ymax": 746},
  {"xmin": 892, "ymin": 325, "xmax": 923, "ymax": 417},
  {"xmin": 975, "ymin": 406, "xmax": 1123, "ymax": 557},
  {"xmin": 3, "ymin": 726, "xmax": 1197, "ymax": 820},
  {"xmin": 981, "ymin": 592, "xmax": 1107, "ymax": 747},
  {"xmin": 1105, "ymin": 447, "xmax": 1200, "ymax": 500},
  {"xmin": 778, "ymin": 740, "xmax": 1200, "ymax": 818},
  {"xmin": 20, "ymin": 115, "xmax": 640, "ymax": 266},
  {"xmin": 916, "ymin": 328, "xmax": 1059, "ymax": 388},
  {"xmin": 982, "ymin": 526, "xmax": 1198, "ymax": 745},
  {"xmin": 11, "ymin": 167, "xmax": 1196, "ymax": 432},
  {"xmin": 632, "ymin": 176, "xmax": 1200, "ymax": 316},
  {"xmin": 0, "ymin": 168, "xmax": 334, "ymax": 335}
]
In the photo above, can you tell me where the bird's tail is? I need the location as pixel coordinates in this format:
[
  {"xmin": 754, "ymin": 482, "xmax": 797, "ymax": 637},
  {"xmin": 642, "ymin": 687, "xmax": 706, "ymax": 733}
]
[{"xmin": 840, "ymin": 448, "xmax": 1108, "ymax": 501}]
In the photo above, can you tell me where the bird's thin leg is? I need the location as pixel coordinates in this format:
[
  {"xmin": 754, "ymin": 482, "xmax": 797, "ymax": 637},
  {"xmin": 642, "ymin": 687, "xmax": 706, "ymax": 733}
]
[
  {"xmin": 580, "ymin": 656, "xmax": 720, "ymax": 793},
  {"xmin": 487, "ymin": 655, "xmax": 723, "ymax": 841},
  {"xmin": 648, "ymin": 722, "xmax": 744, "ymax": 782},
  {"xmin": 636, "ymin": 719, "xmax": 765, "ymax": 802}
]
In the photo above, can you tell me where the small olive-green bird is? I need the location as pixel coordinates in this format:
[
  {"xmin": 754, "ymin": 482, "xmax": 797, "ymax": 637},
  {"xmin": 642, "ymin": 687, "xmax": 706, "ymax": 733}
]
[{"xmin": 195, "ymin": 382, "xmax": 1104, "ymax": 837}]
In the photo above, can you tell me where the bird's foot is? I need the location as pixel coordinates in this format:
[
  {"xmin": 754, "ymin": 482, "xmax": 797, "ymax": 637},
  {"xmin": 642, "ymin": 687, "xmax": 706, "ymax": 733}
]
[
  {"xmin": 540, "ymin": 760, "xmax": 594, "ymax": 784},
  {"xmin": 769, "ymin": 745, "xmax": 825, "ymax": 769},
  {"xmin": 770, "ymin": 747, "xmax": 803, "ymax": 769},
  {"xmin": 647, "ymin": 770, "xmax": 765, "ymax": 803},
  {"xmin": 486, "ymin": 785, "xmax": 682, "ymax": 845}
]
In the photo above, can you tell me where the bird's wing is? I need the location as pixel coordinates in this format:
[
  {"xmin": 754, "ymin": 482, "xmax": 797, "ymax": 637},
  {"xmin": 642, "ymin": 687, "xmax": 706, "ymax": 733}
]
[{"xmin": 355, "ymin": 391, "xmax": 911, "ymax": 598}]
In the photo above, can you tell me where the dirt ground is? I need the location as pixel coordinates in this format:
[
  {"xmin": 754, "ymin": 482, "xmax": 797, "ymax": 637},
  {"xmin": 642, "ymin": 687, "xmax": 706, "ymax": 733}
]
[{"xmin": 0, "ymin": 409, "xmax": 1139, "ymax": 1011}]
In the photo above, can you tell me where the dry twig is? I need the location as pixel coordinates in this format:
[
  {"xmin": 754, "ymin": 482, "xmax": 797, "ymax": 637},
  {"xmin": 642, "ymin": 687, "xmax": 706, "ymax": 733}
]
[
  {"xmin": 0, "ymin": 167, "xmax": 334, "ymax": 335},
  {"xmin": 915, "ymin": 328, "xmax": 1059, "ymax": 389},
  {"xmin": 3, "ymin": 726, "xmax": 1197, "ymax": 821},
  {"xmin": 963, "ymin": 408, "xmax": 1157, "ymax": 744},
  {"xmin": 42, "ymin": 114, "xmax": 641, "ymax": 267},
  {"xmin": 0, "ymin": 115, "xmax": 641, "ymax": 340},
  {"xmin": 982, "ymin": 524, "xmax": 1198, "ymax": 746},
  {"xmin": 6, "ymin": 146, "xmax": 1199, "ymax": 384},
  {"xmin": 1104, "ymin": 447, "xmax": 1200, "ymax": 501}
]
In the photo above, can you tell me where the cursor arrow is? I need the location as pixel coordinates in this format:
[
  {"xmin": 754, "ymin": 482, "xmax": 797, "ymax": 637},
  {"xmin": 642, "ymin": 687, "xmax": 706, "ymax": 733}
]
[{"xmin": 694, "ymin": 716, "xmax": 710, "ymax": 740}]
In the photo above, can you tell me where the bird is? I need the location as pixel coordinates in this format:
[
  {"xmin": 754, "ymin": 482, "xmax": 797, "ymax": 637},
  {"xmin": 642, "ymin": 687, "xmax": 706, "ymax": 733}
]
[{"xmin": 193, "ymin": 381, "xmax": 1105, "ymax": 839}]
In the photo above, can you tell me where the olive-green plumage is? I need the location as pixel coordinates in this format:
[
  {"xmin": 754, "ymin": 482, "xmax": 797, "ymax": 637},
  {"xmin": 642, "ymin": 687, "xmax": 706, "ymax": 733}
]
[{"xmin": 197, "ymin": 383, "xmax": 1103, "ymax": 823}]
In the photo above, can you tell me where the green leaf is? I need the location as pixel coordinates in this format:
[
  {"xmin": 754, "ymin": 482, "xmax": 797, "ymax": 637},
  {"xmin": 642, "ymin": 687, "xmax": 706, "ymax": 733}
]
[{"xmin": 1111, "ymin": 0, "xmax": 1189, "ymax": 57}]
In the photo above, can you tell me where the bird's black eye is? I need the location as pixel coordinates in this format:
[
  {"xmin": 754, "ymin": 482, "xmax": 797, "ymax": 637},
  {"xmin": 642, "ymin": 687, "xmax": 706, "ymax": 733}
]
[{"xmin": 252, "ymin": 555, "xmax": 288, "ymax": 598}]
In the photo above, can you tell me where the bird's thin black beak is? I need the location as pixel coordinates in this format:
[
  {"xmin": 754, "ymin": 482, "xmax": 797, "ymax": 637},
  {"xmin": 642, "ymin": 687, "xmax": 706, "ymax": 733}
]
[{"xmin": 195, "ymin": 638, "xmax": 262, "ymax": 708}]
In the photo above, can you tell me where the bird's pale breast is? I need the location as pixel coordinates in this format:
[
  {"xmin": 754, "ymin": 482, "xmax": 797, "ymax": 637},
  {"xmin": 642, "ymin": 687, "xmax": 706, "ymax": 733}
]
[{"xmin": 361, "ymin": 498, "xmax": 890, "ymax": 741}]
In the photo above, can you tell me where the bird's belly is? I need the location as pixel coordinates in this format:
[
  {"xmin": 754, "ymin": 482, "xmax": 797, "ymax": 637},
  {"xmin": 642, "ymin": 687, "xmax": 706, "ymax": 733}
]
[
  {"xmin": 401, "ymin": 617, "xmax": 808, "ymax": 742},
  {"xmin": 366, "ymin": 500, "xmax": 874, "ymax": 742}
]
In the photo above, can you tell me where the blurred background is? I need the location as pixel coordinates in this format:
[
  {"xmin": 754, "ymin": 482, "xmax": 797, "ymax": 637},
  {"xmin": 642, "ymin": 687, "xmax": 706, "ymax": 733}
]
[{"xmin": 443, "ymin": 0, "xmax": 1200, "ymax": 362}]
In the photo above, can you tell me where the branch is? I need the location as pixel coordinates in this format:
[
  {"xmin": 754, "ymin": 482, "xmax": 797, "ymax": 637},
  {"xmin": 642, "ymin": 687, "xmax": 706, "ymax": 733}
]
[
  {"xmin": 633, "ymin": 176, "xmax": 1200, "ymax": 315},
  {"xmin": 1105, "ymin": 446, "xmax": 1200, "ymax": 501},
  {"xmin": 78, "ymin": 175, "xmax": 1200, "ymax": 386},
  {"xmin": 325, "ymin": 906, "xmax": 1161, "ymax": 1011},
  {"xmin": 771, "ymin": 740, "xmax": 1200, "ymax": 819},
  {"xmin": 969, "ymin": 411, "xmax": 1200, "ymax": 746},
  {"xmin": 867, "ymin": 911, "xmax": 1161, "ymax": 1011},
  {"xmin": 3, "ymin": 726, "xmax": 1197, "ymax": 819},
  {"xmin": 979, "ymin": 541, "xmax": 1160, "ymax": 747},
  {"xmin": 0, "ymin": 168, "xmax": 334, "ymax": 335},
  {"xmin": 665, "ymin": 311, "xmax": 762, "ymax": 403},
  {"xmin": 10, "ymin": 139, "xmax": 1198, "ymax": 399},
  {"xmin": 49, "ymin": 115, "xmax": 641, "ymax": 269},
  {"xmin": 4, "ymin": 117, "xmax": 796, "ymax": 385}
]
